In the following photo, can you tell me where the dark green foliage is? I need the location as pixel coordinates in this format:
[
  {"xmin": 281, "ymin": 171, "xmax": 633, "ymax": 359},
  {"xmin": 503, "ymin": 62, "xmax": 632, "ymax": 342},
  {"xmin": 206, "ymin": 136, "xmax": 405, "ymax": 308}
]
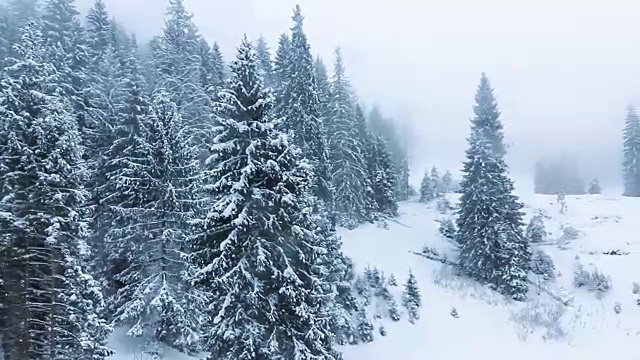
[
  {"xmin": 402, "ymin": 270, "xmax": 421, "ymax": 323},
  {"xmin": 456, "ymin": 74, "xmax": 530, "ymax": 301}
]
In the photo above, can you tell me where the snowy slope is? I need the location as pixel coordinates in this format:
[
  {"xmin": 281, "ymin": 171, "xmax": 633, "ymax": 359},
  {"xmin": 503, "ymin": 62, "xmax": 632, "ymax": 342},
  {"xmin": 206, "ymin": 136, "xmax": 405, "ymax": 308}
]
[
  {"xmin": 340, "ymin": 194, "xmax": 640, "ymax": 360},
  {"xmin": 109, "ymin": 193, "xmax": 640, "ymax": 359}
]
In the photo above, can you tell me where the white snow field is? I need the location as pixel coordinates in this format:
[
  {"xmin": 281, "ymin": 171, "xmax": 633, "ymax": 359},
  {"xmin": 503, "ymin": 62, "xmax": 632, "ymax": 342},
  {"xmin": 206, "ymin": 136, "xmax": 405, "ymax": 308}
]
[{"xmin": 110, "ymin": 192, "xmax": 640, "ymax": 360}]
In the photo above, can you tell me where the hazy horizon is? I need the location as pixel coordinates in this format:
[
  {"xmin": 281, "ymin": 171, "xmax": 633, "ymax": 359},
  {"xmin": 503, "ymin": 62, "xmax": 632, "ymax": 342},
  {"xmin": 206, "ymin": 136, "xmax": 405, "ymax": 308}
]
[{"xmin": 76, "ymin": 0, "xmax": 639, "ymax": 189}]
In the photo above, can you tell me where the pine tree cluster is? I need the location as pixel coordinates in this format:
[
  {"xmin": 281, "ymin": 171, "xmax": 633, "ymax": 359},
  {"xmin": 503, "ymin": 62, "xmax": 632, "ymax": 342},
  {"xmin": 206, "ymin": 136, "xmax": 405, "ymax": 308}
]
[{"xmin": 0, "ymin": 1, "xmax": 405, "ymax": 359}]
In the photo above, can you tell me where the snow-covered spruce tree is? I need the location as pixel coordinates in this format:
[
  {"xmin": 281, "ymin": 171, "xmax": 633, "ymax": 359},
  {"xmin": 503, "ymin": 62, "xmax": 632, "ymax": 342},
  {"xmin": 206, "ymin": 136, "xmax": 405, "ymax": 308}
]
[
  {"xmin": 396, "ymin": 150, "xmax": 412, "ymax": 201},
  {"xmin": 0, "ymin": 11, "xmax": 9, "ymax": 69},
  {"xmin": 197, "ymin": 38, "xmax": 226, "ymax": 107},
  {"xmin": 430, "ymin": 166, "xmax": 442, "ymax": 196},
  {"xmin": 279, "ymin": 6, "xmax": 333, "ymax": 209},
  {"xmin": 455, "ymin": 74, "xmax": 530, "ymax": 300},
  {"xmin": 272, "ymin": 32, "xmax": 291, "ymax": 104},
  {"xmin": 0, "ymin": 21, "xmax": 111, "ymax": 359},
  {"xmin": 419, "ymin": 169, "xmax": 434, "ymax": 203},
  {"xmin": 152, "ymin": 0, "xmax": 210, "ymax": 146},
  {"xmin": 314, "ymin": 56, "xmax": 332, "ymax": 138},
  {"xmin": 442, "ymin": 170, "xmax": 453, "ymax": 193},
  {"xmin": 368, "ymin": 106, "xmax": 411, "ymax": 200},
  {"xmin": 354, "ymin": 104, "xmax": 380, "ymax": 221},
  {"xmin": 402, "ymin": 270, "xmax": 422, "ymax": 324},
  {"xmin": 3, "ymin": 0, "xmax": 40, "ymax": 59},
  {"xmin": 371, "ymin": 136, "xmax": 399, "ymax": 217},
  {"xmin": 327, "ymin": 48, "xmax": 368, "ymax": 227},
  {"xmin": 255, "ymin": 34, "xmax": 274, "ymax": 88},
  {"xmin": 279, "ymin": 10, "xmax": 357, "ymax": 343},
  {"xmin": 190, "ymin": 37, "xmax": 339, "ymax": 360},
  {"xmin": 104, "ymin": 90, "xmax": 204, "ymax": 355},
  {"xmin": 525, "ymin": 214, "xmax": 547, "ymax": 243},
  {"xmin": 623, "ymin": 106, "xmax": 640, "ymax": 196},
  {"xmin": 42, "ymin": 0, "xmax": 96, "ymax": 147},
  {"xmin": 588, "ymin": 178, "xmax": 602, "ymax": 194}
]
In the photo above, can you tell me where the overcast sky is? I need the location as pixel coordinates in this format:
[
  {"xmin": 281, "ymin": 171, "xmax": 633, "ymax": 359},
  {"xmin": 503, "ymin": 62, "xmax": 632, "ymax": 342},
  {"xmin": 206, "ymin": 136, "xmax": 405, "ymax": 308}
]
[{"xmin": 76, "ymin": 0, "xmax": 640, "ymax": 188}]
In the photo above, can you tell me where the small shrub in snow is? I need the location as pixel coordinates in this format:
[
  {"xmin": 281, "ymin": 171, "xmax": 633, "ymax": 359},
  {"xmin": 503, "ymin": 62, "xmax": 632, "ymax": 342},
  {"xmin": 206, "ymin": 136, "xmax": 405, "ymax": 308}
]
[
  {"xmin": 450, "ymin": 307, "xmax": 459, "ymax": 318},
  {"xmin": 632, "ymin": 282, "xmax": 640, "ymax": 295},
  {"xmin": 512, "ymin": 300, "xmax": 568, "ymax": 340},
  {"xmin": 386, "ymin": 295, "xmax": 401, "ymax": 321},
  {"xmin": 376, "ymin": 219, "xmax": 389, "ymax": 229},
  {"xmin": 525, "ymin": 214, "xmax": 547, "ymax": 243},
  {"xmin": 356, "ymin": 309, "xmax": 374, "ymax": 343},
  {"xmin": 402, "ymin": 270, "xmax": 422, "ymax": 324},
  {"xmin": 561, "ymin": 224, "xmax": 580, "ymax": 241},
  {"xmin": 557, "ymin": 191, "xmax": 568, "ymax": 214},
  {"xmin": 573, "ymin": 264, "xmax": 612, "ymax": 295},
  {"xmin": 614, "ymin": 302, "xmax": 622, "ymax": 314},
  {"xmin": 588, "ymin": 178, "xmax": 602, "ymax": 194},
  {"xmin": 436, "ymin": 218, "xmax": 457, "ymax": 241},
  {"xmin": 354, "ymin": 276, "xmax": 371, "ymax": 306},
  {"xmin": 530, "ymin": 250, "xmax": 556, "ymax": 281},
  {"xmin": 365, "ymin": 266, "xmax": 385, "ymax": 290},
  {"xmin": 378, "ymin": 325, "xmax": 387, "ymax": 337},
  {"xmin": 436, "ymin": 196, "xmax": 452, "ymax": 214},
  {"xmin": 387, "ymin": 274, "xmax": 398, "ymax": 287}
]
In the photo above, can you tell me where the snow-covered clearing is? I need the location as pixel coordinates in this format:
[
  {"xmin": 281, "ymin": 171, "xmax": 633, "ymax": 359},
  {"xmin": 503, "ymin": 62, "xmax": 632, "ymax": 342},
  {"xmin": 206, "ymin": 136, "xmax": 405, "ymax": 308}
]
[{"xmin": 110, "ymin": 193, "xmax": 640, "ymax": 359}]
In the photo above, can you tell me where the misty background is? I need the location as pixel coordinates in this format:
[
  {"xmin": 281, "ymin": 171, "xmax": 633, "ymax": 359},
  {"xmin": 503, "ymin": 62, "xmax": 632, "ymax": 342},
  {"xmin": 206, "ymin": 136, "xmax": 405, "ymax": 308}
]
[{"xmin": 76, "ymin": 0, "xmax": 640, "ymax": 189}]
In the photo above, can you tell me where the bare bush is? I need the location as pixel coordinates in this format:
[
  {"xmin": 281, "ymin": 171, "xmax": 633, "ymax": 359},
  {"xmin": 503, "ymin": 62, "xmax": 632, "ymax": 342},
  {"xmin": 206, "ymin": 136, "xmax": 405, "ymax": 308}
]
[{"xmin": 511, "ymin": 300, "xmax": 569, "ymax": 341}]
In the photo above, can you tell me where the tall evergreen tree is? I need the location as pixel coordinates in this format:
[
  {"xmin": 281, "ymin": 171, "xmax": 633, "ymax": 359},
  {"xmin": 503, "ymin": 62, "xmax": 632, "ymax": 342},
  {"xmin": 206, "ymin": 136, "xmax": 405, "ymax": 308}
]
[
  {"xmin": 279, "ymin": 6, "xmax": 332, "ymax": 208},
  {"xmin": 623, "ymin": 105, "xmax": 640, "ymax": 196},
  {"xmin": 272, "ymin": 33, "xmax": 291, "ymax": 102},
  {"xmin": 430, "ymin": 166, "xmax": 442, "ymax": 196},
  {"xmin": 371, "ymin": 136, "xmax": 399, "ymax": 216},
  {"xmin": 255, "ymin": 34, "xmax": 274, "ymax": 88},
  {"xmin": 89, "ymin": 33, "xmax": 143, "ymax": 292},
  {"xmin": 442, "ymin": 170, "xmax": 453, "ymax": 193},
  {"xmin": 419, "ymin": 169, "xmax": 434, "ymax": 203},
  {"xmin": 197, "ymin": 38, "xmax": 225, "ymax": 106},
  {"xmin": 0, "ymin": 21, "xmax": 111, "ymax": 359},
  {"xmin": 0, "ymin": 10, "xmax": 9, "ymax": 69},
  {"xmin": 41, "ymin": 0, "xmax": 94, "ymax": 142},
  {"xmin": 98, "ymin": 58, "xmax": 203, "ymax": 353},
  {"xmin": 327, "ymin": 48, "xmax": 367, "ymax": 227},
  {"xmin": 314, "ymin": 56, "xmax": 332, "ymax": 138},
  {"xmin": 85, "ymin": 0, "xmax": 113, "ymax": 56},
  {"xmin": 190, "ymin": 37, "xmax": 339, "ymax": 360},
  {"xmin": 84, "ymin": 0, "xmax": 120, "ymax": 164},
  {"xmin": 368, "ymin": 105, "xmax": 411, "ymax": 200},
  {"xmin": 402, "ymin": 270, "xmax": 421, "ymax": 324},
  {"xmin": 455, "ymin": 74, "xmax": 530, "ymax": 301},
  {"xmin": 152, "ymin": 0, "xmax": 207, "ymax": 135}
]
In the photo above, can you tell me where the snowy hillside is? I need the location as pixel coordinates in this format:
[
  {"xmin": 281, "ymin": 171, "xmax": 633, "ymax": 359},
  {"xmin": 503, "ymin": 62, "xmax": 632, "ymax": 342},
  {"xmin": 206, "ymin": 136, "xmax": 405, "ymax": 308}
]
[{"xmin": 110, "ymin": 193, "xmax": 640, "ymax": 360}]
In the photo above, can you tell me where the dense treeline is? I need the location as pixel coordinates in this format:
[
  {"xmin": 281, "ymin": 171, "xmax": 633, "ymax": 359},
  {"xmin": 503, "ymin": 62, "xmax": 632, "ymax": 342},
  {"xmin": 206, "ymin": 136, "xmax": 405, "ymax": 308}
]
[
  {"xmin": 0, "ymin": 0, "xmax": 410, "ymax": 358},
  {"xmin": 533, "ymin": 156, "xmax": 586, "ymax": 195}
]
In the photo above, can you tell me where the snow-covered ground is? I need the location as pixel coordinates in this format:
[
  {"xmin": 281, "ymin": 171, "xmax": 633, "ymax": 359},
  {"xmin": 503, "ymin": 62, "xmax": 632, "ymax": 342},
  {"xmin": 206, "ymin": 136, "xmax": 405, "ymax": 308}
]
[{"xmin": 110, "ymin": 193, "xmax": 640, "ymax": 359}]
